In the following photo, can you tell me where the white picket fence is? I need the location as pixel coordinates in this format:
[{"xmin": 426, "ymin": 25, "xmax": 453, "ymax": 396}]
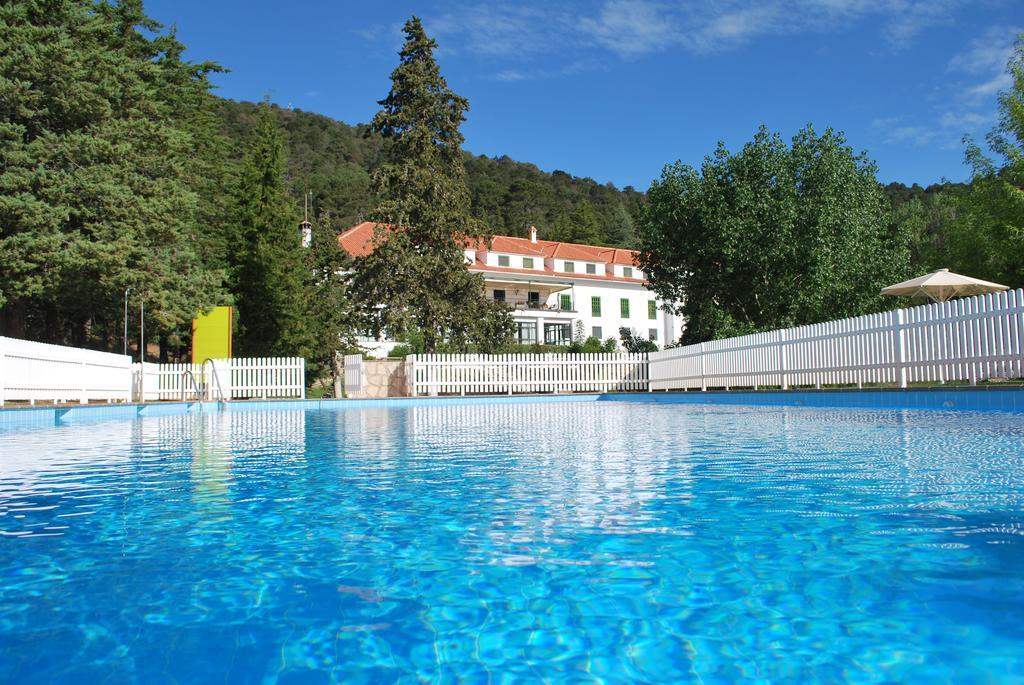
[
  {"xmin": 0, "ymin": 336, "xmax": 133, "ymax": 405},
  {"xmin": 0, "ymin": 337, "xmax": 301, "ymax": 405},
  {"xmin": 229, "ymin": 357, "xmax": 305, "ymax": 399},
  {"xmin": 407, "ymin": 353, "xmax": 649, "ymax": 396},
  {"xmin": 132, "ymin": 357, "xmax": 305, "ymax": 401},
  {"xmin": 649, "ymin": 289, "xmax": 1024, "ymax": 391}
]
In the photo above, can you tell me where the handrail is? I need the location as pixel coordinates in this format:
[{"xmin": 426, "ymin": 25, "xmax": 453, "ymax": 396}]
[
  {"xmin": 201, "ymin": 358, "xmax": 227, "ymax": 403},
  {"xmin": 197, "ymin": 358, "xmax": 226, "ymax": 401},
  {"xmin": 181, "ymin": 369, "xmax": 203, "ymax": 403}
]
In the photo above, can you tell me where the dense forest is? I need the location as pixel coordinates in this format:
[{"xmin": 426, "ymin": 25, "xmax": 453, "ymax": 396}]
[
  {"xmin": 217, "ymin": 97, "xmax": 979, "ymax": 256},
  {"xmin": 215, "ymin": 99, "xmax": 646, "ymax": 247}
]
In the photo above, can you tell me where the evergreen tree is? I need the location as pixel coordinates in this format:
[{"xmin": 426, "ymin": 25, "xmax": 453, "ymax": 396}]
[
  {"xmin": 550, "ymin": 201, "xmax": 603, "ymax": 244},
  {"xmin": 230, "ymin": 101, "xmax": 307, "ymax": 356},
  {"xmin": 605, "ymin": 204, "xmax": 637, "ymax": 247},
  {"xmin": 353, "ymin": 16, "xmax": 513, "ymax": 352},
  {"xmin": 567, "ymin": 201, "xmax": 603, "ymax": 245},
  {"xmin": 303, "ymin": 208, "xmax": 358, "ymax": 390},
  {"xmin": 0, "ymin": 0, "xmax": 227, "ymax": 353}
]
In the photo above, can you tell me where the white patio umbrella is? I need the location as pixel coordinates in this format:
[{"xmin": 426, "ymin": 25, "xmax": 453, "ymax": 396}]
[{"xmin": 881, "ymin": 268, "xmax": 1009, "ymax": 303}]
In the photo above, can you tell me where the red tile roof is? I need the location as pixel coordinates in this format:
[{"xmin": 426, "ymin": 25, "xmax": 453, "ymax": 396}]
[
  {"xmin": 485, "ymin": 235, "xmax": 548, "ymax": 257},
  {"xmin": 337, "ymin": 221, "xmax": 381, "ymax": 257},
  {"xmin": 337, "ymin": 222, "xmax": 644, "ymax": 282}
]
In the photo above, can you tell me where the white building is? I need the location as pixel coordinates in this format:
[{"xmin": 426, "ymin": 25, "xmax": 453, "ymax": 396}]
[{"xmin": 339, "ymin": 223, "xmax": 683, "ymax": 356}]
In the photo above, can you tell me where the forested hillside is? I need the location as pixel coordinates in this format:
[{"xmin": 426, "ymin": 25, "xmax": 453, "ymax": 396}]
[{"xmin": 215, "ymin": 99, "xmax": 646, "ymax": 246}]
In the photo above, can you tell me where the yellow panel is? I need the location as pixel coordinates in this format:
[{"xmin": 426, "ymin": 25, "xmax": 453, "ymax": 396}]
[{"xmin": 192, "ymin": 306, "xmax": 233, "ymax": 364}]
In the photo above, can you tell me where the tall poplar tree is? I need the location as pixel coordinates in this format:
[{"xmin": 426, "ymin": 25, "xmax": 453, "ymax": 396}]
[
  {"xmin": 639, "ymin": 125, "xmax": 909, "ymax": 343},
  {"xmin": 231, "ymin": 101, "xmax": 306, "ymax": 356},
  {"xmin": 353, "ymin": 17, "xmax": 512, "ymax": 353},
  {"xmin": 950, "ymin": 36, "xmax": 1024, "ymax": 288}
]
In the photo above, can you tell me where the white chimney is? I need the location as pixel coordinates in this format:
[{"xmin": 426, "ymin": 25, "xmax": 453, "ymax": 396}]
[
  {"xmin": 300, "ymin": 220, "xmax": 312, "ymax": 248},
  {"xmin": 529, "ymin": 225, "xmax": 537, "ymax": 243}
]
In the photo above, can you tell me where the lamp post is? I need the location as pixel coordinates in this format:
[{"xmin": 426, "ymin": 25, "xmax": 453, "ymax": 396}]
[
  {"xmin": 139, "ymin": 298, "xmax": 145, "ymax": 364},
  {"xmin": 123, "ymin": 287, "xmax": 133, "ymax": 356}
]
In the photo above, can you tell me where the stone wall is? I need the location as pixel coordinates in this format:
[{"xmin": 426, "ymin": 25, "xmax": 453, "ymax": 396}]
[{"xmin": 350, "ymin": 359, "xmax": 409, "ymax": 398}]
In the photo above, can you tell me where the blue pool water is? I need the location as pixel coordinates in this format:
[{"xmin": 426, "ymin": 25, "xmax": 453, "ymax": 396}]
[{"xmin": 1, "ymin": 397, "xmax": 1023, "ymax": 683}]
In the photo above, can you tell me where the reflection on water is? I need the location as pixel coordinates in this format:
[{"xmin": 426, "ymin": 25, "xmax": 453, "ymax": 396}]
[{"xmin": 0, "ymin": 401, "xmax": 1022, "ymax": 683}]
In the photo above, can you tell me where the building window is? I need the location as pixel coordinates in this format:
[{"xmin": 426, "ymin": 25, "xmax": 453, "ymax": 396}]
[
  {"xmin": 620, "ymin": 298, "xmax": 630, "ymax": 318},
  {"xmin": 591, "ymin": 296, "xmax": 601, "ymax": 316},
  {"xmin": 592, "ymin": 326, "xmax": 603, "ymax": 340},
  {"xmin": 527, "ymin": 291, "xmax": 540, "ymax": 308},
  {"xmin": 564, "ymin": 261, "xmax": 575, "ymax": 273},
  {"xmin": 517, "ymin": 321, "xmax": 537, "ymax": 345},
  {"xmin": 559, "ymin": 294, "xmax": 572, "ymax": 311},
  {"xmin": 586, "ymin": 263, "xmax": 596, "ymax": 274},
  {"xmin": 545, "ymin": 323, "xmax": 572, "ymax": 345},
  {"xmin": 523, "ymin": 257, "xmax": 534, "ymax": 269},
  {"xmin": 493, "ymin": 289, "xmax": 506, "ymax": 302},
  {"xmin": 649, "ymin": 328, "xmax": 658, "ymax": 341},
  {"xmin": 648, "ymin": 300, "xmax": 657, "ymax": 319},
  {"xmin": 623, "ymin": 266, "xmax": 633, "ymax": 279},
  {"xmin": 498, "ymin": 255, "xmax": 510, "ymax": 267}
]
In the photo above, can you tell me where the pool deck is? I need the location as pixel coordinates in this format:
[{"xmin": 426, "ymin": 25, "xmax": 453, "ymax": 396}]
[{"xmin": 1, "ymin": 386, "xmax": 1022, "ymax": 431}]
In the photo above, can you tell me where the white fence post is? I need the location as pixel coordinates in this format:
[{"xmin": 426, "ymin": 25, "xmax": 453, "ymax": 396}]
[
  {"xmin": 0, "ymin": 337, "xmax": 6, "ymax": 406},
  {"xmin": 894, "ymin": 308, "xmax": 908, "ymax": 389},
  {"xmin": 779, "ymin": 329, "xmax": 789, "ymax": 390},
  {"xmin": 699, "ymin": 343, "xmax": 707, "ymax": 392}
]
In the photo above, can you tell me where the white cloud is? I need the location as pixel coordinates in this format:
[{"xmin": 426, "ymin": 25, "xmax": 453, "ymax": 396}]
[
  {"xmin": 578, "ymin": 1, "xmax": 681, "ymax": 56},
  {"xmin": 419, "ymin": 0, "xmax": 976, "ymax": 69},
  {"xmin": 965, "ymin": 72, "xmax": 1014, "ymax": 99},
  {"xmin": 872, "ymin": 117, "xmax": 938, "ymax": 146},
  {"xmin": 872, "ymin": 24, "xmax": 1016, "ymax": 151},
  {"xmin": 879, "ymin": 0, "xmax": 962, "ymax": 50},
  {"xmin": 493, "ymin": 70, "xmax": 528, "ymax": 82},
  {"xmin": 946, "ymin": 25, "xmax": 1020, "ymax": 105},
  {"xmin": 427, "ymin": 6, "xmax": 573, "ymax": 58},
  {"xmin": 938, "ymin": 111, "xmax": 996, "ymax": 129},
  {"xmin": 948, "ymin": 25, "xmax": 1021, "ymax": 74}
]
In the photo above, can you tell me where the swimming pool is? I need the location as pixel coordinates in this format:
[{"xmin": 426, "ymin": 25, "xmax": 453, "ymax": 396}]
[{"xmin": 1, "ymin": 392, "xmax": 1022, "ymax": 682}]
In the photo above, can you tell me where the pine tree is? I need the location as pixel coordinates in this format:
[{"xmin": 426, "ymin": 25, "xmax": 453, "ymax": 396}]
[
  {"xmin": 605, "ymin": 204, "xmax": 637, "ymax": 247},
  {"xmin": 303, "ymin": 208, "xmax": 358, "ymax": 391},
  {"xmin": 567, "ymin": 201, "xmax": 603, "ymax": 245},
  {"xmin": 353, "ymin": 16, "xmax": 512, "ymax": 352},
  {"xmin": 230, "ymin": 101, "xmax": 307, "ymax": 356},
  {"xmin": 0, "ymin": 0, "xmax": 228, "ymax": 353}
]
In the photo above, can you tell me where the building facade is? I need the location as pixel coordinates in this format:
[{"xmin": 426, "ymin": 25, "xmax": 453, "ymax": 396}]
[{"xmin": 339, "ymin": 223, "xmax": 683, "ymax": 356}]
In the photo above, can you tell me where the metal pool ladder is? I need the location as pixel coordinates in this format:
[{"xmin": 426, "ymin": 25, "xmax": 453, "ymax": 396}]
[
  {"xmin": 181, "ymin": 369, "xmax": 203, "ymax": 404},
  {"xmin": 180, "ymin": 360, "xmax": 228, "ymax": 406},
  {"xmin": 201, "ymin": 358, "xmax": 227, "ymax": 404}
]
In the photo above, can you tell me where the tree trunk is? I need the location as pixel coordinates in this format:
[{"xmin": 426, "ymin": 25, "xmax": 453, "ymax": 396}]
[
  {"xmin": 0, "ymin": 303, "xmax": 22, "ymax": 338},
  {"xmin": 332, "ymin": 350, "xmax": 343, "ymax": 399}
]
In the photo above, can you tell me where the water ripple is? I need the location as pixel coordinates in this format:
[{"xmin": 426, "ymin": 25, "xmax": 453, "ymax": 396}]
[{"xmin": 0, "ymin": 403, "xmax": 1021, "ymax": 682}]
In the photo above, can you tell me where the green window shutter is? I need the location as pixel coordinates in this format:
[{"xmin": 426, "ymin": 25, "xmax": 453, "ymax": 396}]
[
  {"xmin": 523, "ymin": 257, "xmax": 534, "ymax": 269},
  {"xmin": 591, "ymin": 296, "xmax": 601, "ymax": 316},
  {"xmin": 620, "ymin": 298, "xmax": 630, "ymax": 318},
  {"xmin": 648, "ymin": 300, "xmax": 657, "ymax": 319},
  {"xmin": 560, "ymin": 294, "xmax": 572, "ymax": 310}
]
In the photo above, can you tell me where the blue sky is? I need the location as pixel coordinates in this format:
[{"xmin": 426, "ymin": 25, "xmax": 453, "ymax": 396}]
[{"xmin": 146, "ymin": 0, "xmax": 1022, "ymax": 191}]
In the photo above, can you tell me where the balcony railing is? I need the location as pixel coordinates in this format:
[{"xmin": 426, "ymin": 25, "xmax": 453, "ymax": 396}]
[{"xmin": 496, "ymin": 299, "xmax": 575, "ymax": 314}]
